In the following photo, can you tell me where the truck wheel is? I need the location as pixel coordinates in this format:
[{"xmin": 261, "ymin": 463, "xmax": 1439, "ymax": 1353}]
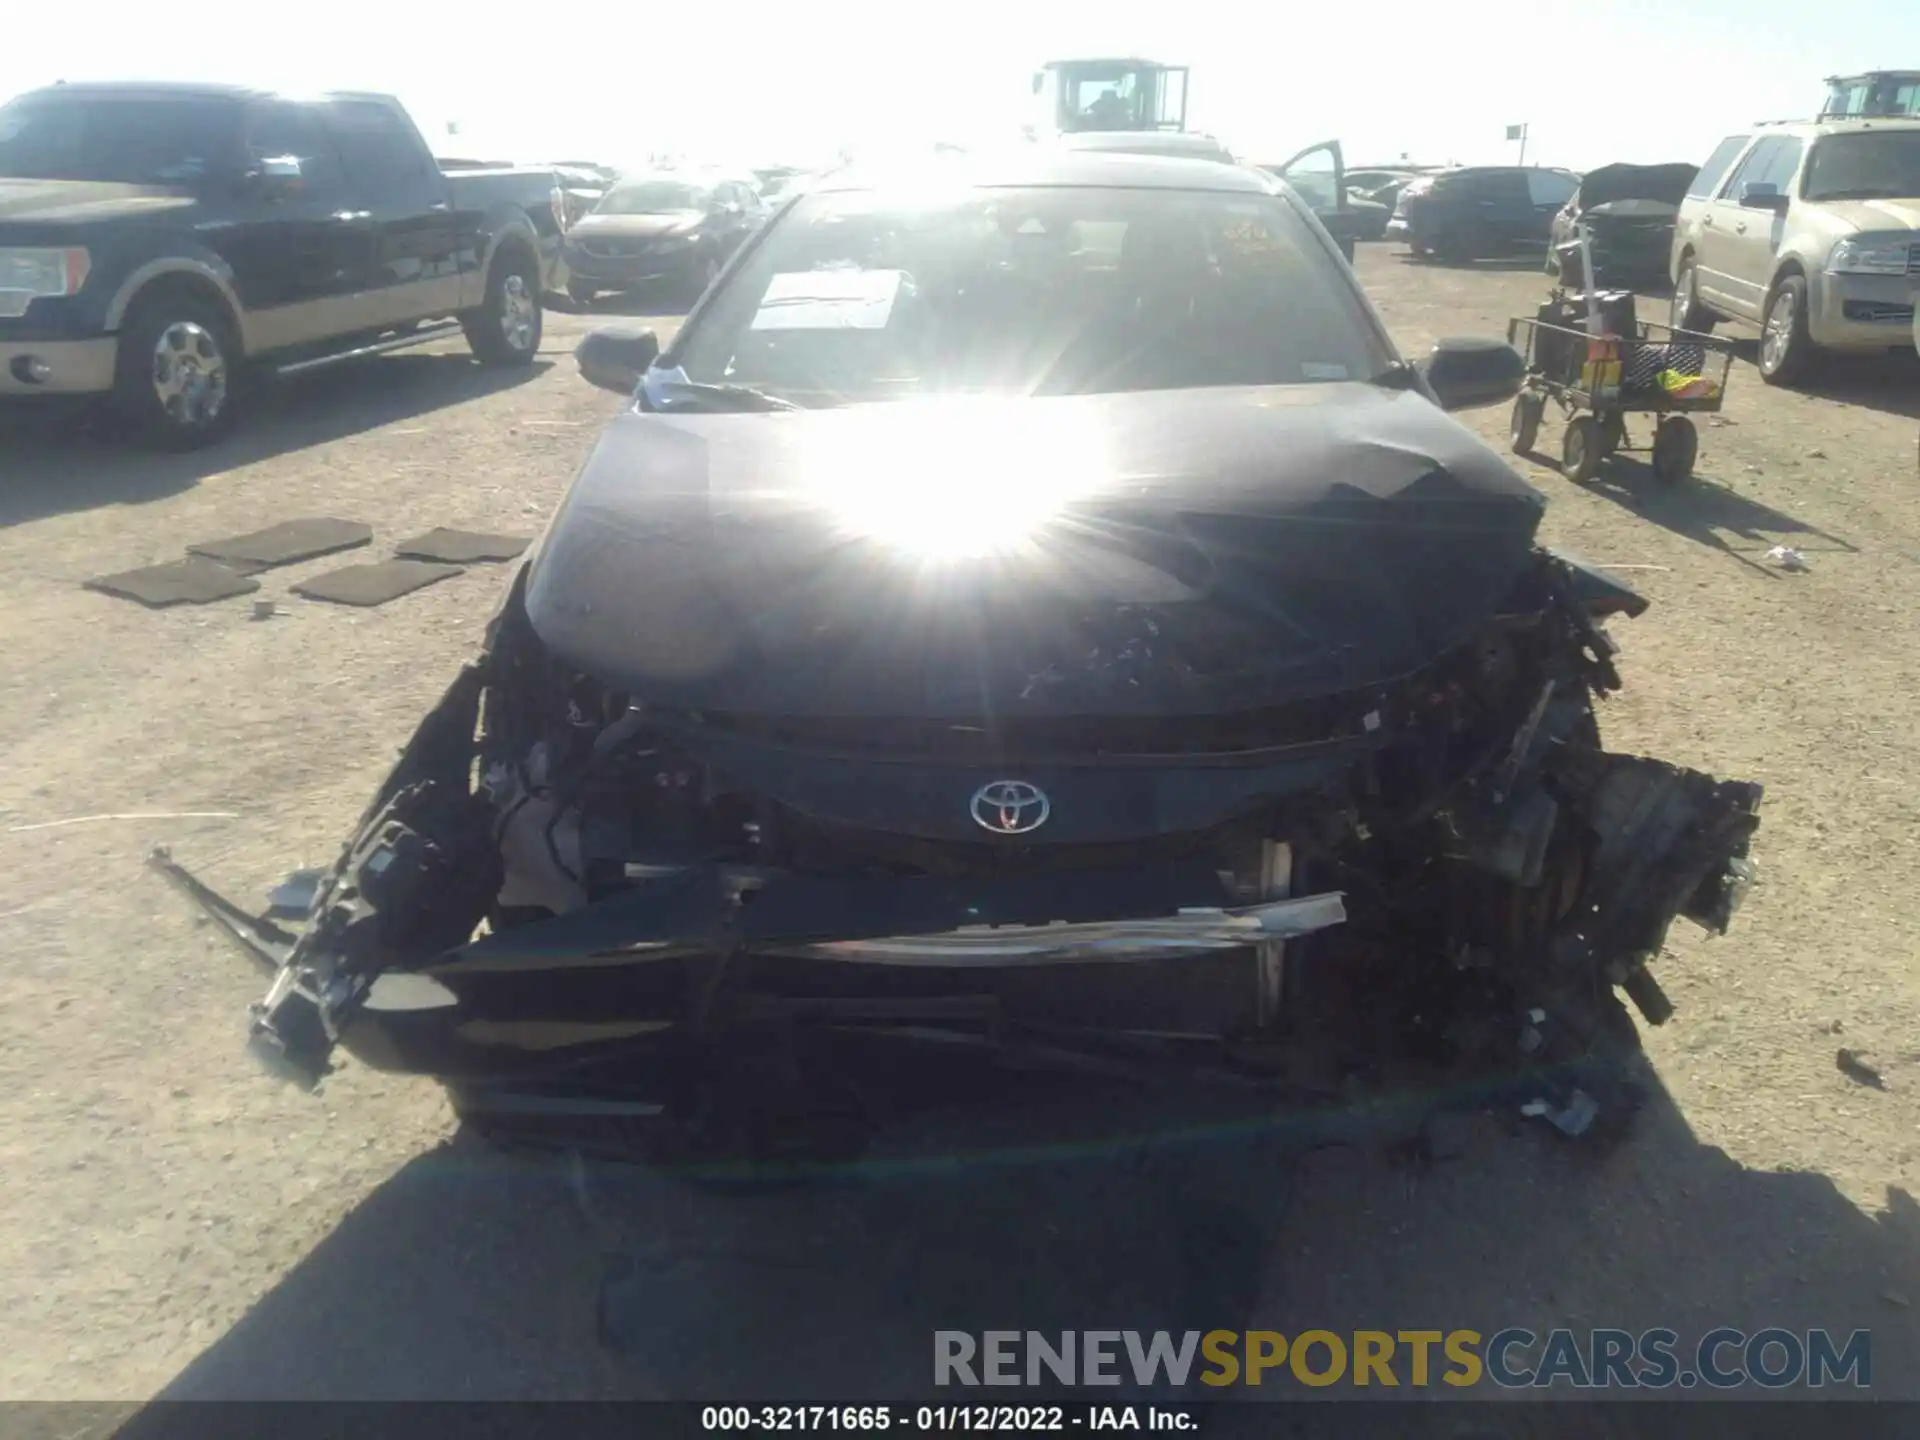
[
  {"xmin": 1669, "ymin": 258, "xmax": 1715, "ymax": 334},
  {"xmin": 464, "ymin": 249, "xmax": 542, "ymax": 366},
  {"xmin": 1758, "ymin": 275, "xmax": 1815, "ymax": 386},
  {"xmin": 112, "ymin": 287, "xmax": 242, "ymax": 451}
]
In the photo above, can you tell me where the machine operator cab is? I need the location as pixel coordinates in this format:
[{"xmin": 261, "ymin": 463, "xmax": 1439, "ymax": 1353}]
[
  {"xmin": 1819, "ymin": 72, "xmax": 1920, "ymax": 119},
  {"xmin": 1034, "ymin": 58, "xmax": 1190, "ymax": 136}
]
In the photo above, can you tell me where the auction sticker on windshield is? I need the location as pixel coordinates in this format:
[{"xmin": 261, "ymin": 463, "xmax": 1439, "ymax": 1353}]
[{"xmin": 751, "ymin": 269, "xmax": 904, "ymax": 330}]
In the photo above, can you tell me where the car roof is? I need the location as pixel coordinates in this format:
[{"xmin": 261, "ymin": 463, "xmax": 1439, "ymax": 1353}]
[
  {"xmin": 612, "ymin": 171, "xmax": 722, "ymax": 186},
  {"xmin": 1754, "ymin": 116, "xmax": 1920, "ymax": 138},
  {"xmin": 813, "ymin": 147, "xmax": 1275, "ymax": 194},
  {"xmin": 13, "ymin": 81, "xmax": 407, "ymax": 107},
  {"xmin": 1431, "ymin": 164, "xmax": 1578, "ymax": 178},
  {"xmin": 1056, "ymin": 134, "xmax": 1237, "ymax": 166}
]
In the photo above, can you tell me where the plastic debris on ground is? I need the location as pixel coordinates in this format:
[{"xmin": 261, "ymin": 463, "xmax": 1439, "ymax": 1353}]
[
  {"xmin": 1765, "ymin": 545, "xmax": 1809, "ymax": 572},
  {"xmin": 1521, "ymin": 1088, "xmax": 1600, "ymax": 1137}
]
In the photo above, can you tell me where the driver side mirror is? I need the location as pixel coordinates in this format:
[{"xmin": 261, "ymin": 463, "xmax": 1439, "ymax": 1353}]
[
  {"xmin": 1738, "ymin": 181, "xmax": 1788, "ymax": 214},
  {"xmin": 576, "ymin": 325, "xmax": 661, "ymax": 395},
  {"xmin": 1418, "ymin": 336, "xmax": 1526, "ymax": 410}
]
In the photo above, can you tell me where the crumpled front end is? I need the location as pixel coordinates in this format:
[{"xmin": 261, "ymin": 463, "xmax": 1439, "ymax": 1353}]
[{"xmin": 159, "ymin": 551, "xmax": 1761, "ymax": 1161}]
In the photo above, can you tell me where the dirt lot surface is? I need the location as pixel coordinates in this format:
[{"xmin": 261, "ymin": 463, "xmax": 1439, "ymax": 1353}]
[{"xmin": 3, "ymin": 250, "xmax": 1919, "ymax": 1410}]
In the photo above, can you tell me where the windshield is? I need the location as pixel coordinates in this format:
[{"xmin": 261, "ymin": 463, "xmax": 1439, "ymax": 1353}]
[
  {"xmin": 595, "ymin": 179, "xmax": 710, "ymax": 214},
  {"xmin": 0, "ymin": 93, "xmax": 239, "ymax": 185},
  {"xmin": 1802, "ymin": 131, "xmax": 1920, "ymax": 200},
  {"xmin": 668, "ymin": 184, "xmax": 1388, "ymax": 407}
]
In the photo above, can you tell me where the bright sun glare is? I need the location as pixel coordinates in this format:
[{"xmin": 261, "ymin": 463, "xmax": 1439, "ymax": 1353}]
[{"xmin": 800, "ymin": 400, "xmax": 1115, "ymax": 560}]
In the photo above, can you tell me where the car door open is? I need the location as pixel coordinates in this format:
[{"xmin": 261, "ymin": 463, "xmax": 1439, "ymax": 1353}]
[{"xmin": 1270, "ymin": 139, "xmax": 1353, "ymax": 259}]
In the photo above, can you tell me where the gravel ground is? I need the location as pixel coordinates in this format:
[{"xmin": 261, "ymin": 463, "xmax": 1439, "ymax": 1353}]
[{"xmin": 2, "ymin": 250, "xmax": 1917, "ymax": 1407}]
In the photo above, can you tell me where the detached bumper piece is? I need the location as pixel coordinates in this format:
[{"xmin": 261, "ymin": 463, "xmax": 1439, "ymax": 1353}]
[
  {"xmin": 1548, "ymin": 750, "xmax": 1763, "ymax": 1026},
  {"xmin": 771, "ymin": 893, "xmax": 1348, "ymax": 966},
  {"xmin": 164, "ymin": 837, "xmax": 1349, "ymax": 1096}
]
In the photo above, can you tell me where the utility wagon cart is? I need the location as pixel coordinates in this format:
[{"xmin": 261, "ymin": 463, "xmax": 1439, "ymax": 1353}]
[{"xmin": 1506, "ymin": 301, "xmax": 1736, "ymax": 486}]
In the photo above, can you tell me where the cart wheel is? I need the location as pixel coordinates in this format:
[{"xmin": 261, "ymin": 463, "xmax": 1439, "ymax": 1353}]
[
  {"xmin": 1561, "ymin": 416, "xmax": 1603, "ymax": 483},
  {"xmin": 1510, "ymin": 392, "xmax": 1544, "ymax": 454},
  {"xmin": 1598, "ymin": 413, "xmax": 1626, "ymax": 457},
  {"xmin": 1651, "ymin": 416, "xmax": 1698, "ymax": 485}
]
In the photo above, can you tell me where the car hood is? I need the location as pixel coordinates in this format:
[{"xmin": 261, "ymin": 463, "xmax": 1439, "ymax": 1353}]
[
  {"xmin": 569, "ymin": 210, "xmax": 703, "ymax": 240},
  {"xmin": 0, "ymin": 178, "xmax": 198, "ymax": 225},
  {"xmin": 1806, "ymin": 197, "xmax": 1920, "ymax": 233},
  {"xmin": 1572, "ymin": 163, "xmax": 1696, "ymax": 210},
  {"xmin": 524, "ymin": 384, "xmax": 1547, "ymax": 718}
]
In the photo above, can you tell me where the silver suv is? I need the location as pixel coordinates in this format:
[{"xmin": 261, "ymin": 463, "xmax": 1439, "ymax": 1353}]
[{"xmin": 1668, "ymin": 118, "xmax": 1920, "ymax": 384}]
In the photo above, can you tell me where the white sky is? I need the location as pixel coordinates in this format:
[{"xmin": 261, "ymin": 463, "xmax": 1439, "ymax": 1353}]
[{"xmin": 7, "ymin": 1, "xmax": 1917, "ymax": 174}]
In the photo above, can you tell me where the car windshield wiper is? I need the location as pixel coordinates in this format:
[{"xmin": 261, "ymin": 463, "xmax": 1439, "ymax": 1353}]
[{"xmin": 652, "ymin": 380, "xmax": 805, "ymax": 413}]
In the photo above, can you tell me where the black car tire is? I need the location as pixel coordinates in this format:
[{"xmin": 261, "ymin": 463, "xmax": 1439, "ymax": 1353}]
[
  {"xmin": 1434, "ymin": 224, "xmax": 1483, "ymax": 264},
  {"xmin": 1509, "ymin": 391, "xmax": 1543, "ymax": 454},
  {"xmin": 1669, "ymin": 258, "xmax": 1716, "ymax": 334},
  {"xmin": 463, "ymin": 248, "xmax": 543, "ymax": 367},
  {"xmin": 1758, "ymin": 274, "xmax": 1815, "ymax": 387},
  {"xmin": 1651, "ymin": 416, "xmax": 1698, "ymax": 485},
  {"xmin": 1561, "ymin": 415, "xmax": 1603, "ymax": 483},
  {"xmin": 112, "ymin": 285, "xmax": 243, "ymax": 452}
]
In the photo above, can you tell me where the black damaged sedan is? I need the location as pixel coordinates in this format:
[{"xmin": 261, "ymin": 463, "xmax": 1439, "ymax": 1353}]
[{"xmin": 162, "ymin": 151, "xmax": 1762, "ymax": 1164}]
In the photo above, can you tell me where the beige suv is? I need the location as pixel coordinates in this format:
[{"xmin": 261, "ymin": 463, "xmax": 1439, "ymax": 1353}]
[{"xmin": 1668, "ymin": 118, "xmax": 1920, "ymax": 384}]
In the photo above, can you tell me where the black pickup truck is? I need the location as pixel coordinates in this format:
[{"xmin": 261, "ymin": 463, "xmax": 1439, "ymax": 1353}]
[{"xmin": 0, "ymin": 83, "xmax": 568, "ymax": 448}]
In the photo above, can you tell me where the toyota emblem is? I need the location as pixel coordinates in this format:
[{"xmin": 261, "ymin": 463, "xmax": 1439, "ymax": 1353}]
[{"xmin": 970, "ymin": 779, "xmax": 1051, "ymax": 836}]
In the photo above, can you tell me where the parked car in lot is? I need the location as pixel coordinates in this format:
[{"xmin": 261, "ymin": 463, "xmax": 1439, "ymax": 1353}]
[
  {"xmin": 1669, "ymin": 118, "xmax": 1920, "ymax": 384},
  {"xmin": 1547, "ymin": 161, "xmax": 1697, "ymax": 290},
  {"xmin": 179, "ymin": 149, "xmax": 1762, "ymax": 1168},
  {"xmin": 563, "ymin": 171, "xmax": 766, "ymax": 307},
  {"xmin": 1387, "ymin": 165, "xmax": 1580, "ymax": 261},
  {"xmin": 0, "ymin": 82, "xmax": 567, "ymax": 449}
]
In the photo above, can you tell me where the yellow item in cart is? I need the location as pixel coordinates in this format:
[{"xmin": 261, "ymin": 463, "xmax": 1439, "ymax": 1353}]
[
  {"xmin": 1658, "ymin": 369, "xmax": 1719, "ymax": 402},
  {"xmin": 1580, "ymin": 338, "xmax": 1622, "ymax": 400}
]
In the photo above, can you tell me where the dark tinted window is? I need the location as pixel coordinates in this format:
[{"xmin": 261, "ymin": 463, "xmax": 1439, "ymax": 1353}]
[
  {"xmin": 243, "ymin": 101, "xmax": 339, "ymax": 194},
  {"xmin": 1802, "ymin": 130, "xmax": 1920, "ymax": 201},
  {"xmin": 1525, "ymin": 169, "xmax": 1578, "ymax": 206},
  {"xmin": 1447, "ymin": 169, "xmax": 1528, "ymax": 201},
  {"xmin": 1720, "ymin": 136, "xmax": 1795, "ymax": 197},
  {"xmin": 1755, "ymin": 138, "xmax": 1804, "ymax": 193},
  {"xmin": 0, "ymin": 92, "xmax": 239, "ymax": 185},
  {"xmin": 322, "ymin": 100, "xmax": 431, "ymax": 197},
  {"xmin": 1689, "ymin": 135, "xmax": 1750, "ymax": 197},
  {"xmin": 671, "ymin": 185, "xmax": 1390, "ymax": 405}
]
